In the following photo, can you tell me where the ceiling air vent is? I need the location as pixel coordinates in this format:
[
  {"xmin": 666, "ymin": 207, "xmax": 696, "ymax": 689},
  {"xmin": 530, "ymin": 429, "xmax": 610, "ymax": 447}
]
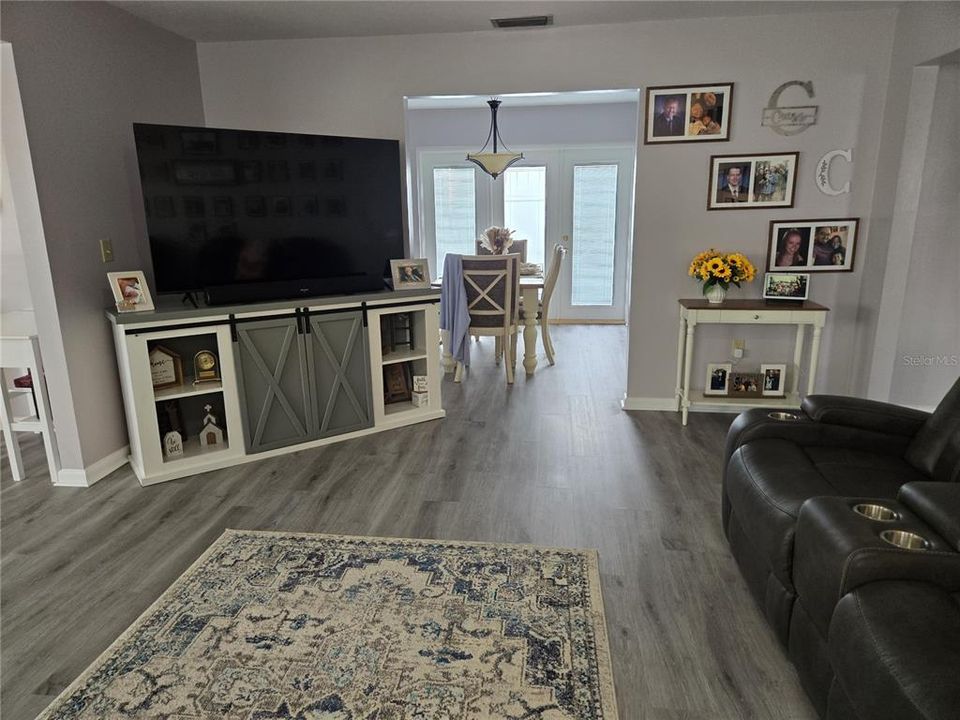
[{"xmin": 490, "ymin": 15, "xmax": 554, "ymax": 29}]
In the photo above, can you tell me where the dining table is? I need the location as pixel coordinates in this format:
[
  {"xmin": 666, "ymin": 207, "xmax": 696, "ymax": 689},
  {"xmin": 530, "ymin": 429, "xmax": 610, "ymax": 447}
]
[{"xmin": 437, "ymin": 274, "xmax": 545, "ymax": 377}]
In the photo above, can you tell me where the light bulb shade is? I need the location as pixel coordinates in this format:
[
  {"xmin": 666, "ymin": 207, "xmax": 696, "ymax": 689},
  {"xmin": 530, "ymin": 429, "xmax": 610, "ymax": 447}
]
[{"xmin": 466, "ymin": 151, "xmax": 524, "ymax": 179}]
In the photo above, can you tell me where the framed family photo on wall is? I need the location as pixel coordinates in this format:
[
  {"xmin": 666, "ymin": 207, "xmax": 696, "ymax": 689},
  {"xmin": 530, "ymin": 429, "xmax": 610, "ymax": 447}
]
[
  {"xmin": 644, "ymin": 83, "xmax": 734, "ymax": 144},
  {"xmin": 766, "ymin": 219, "xmax": 859, "ymax": 272},
  {"xmin": 707, "ymin": 152, "xmax": 799, "ymax": 210}
]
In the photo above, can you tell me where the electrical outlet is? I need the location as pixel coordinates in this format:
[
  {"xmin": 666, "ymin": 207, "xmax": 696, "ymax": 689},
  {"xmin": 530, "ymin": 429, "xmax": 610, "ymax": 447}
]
[
  {"xmin": 99, "ymin": 238, "xmax": 114, "ymax": 263},
  {"xmin": 733, "ymin": 338, "xmax": 745, "ymax": 359}
]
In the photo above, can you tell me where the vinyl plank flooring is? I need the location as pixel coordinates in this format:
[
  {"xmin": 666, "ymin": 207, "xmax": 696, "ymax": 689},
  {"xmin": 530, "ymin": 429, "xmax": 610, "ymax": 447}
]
[{"xmin": 1, "ymin": 326, "xmax": 816, "ymax": 719}]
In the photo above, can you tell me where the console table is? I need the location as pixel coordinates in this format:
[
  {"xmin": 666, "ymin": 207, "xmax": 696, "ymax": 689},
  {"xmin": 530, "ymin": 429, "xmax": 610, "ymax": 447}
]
[
  {"xmin": 107, "ymin": 289, "xmax": 444, "ymax": 485},
  {"xmin": 676, "ymin": 299, "xmax": 829, "ymax": 425}
]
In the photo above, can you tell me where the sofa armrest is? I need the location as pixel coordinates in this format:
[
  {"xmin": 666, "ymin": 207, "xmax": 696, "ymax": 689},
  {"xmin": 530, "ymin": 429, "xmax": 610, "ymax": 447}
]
[
  {"xmin": 801, "ymin": 395, "xmax": 930, "ymax": 437},
  {"xmin": 900, "ymin": 482, "xmax": 960, "ymax": 552},
  {"xmin": 723, "ymin": 406, "xmax": 915, "ymax": 471}
]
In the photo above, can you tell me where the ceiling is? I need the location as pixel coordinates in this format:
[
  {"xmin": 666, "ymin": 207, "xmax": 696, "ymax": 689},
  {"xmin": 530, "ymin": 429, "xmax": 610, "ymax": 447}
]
[{"xmin": 110, "ymin": 1, "xmax": 898, "ymax": 43}]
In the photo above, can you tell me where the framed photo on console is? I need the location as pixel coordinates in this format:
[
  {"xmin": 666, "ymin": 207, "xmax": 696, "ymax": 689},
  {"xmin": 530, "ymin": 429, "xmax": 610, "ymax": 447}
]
[
  {"xmin": 761, "ymin": 363, "xmax": 787, "ymax": 397},
  {"xmin": 763, "ymin": 273, "xmax": 809, "ymax": 300},
  {"xmin": 108, "ymin": 270, "xmax": 154, "ymax": 313},
  {"xmin": 644, "ymin": 83, "xmax": 734, "ymax": 144},
  {"xmin": 767, "ymin": 219, "xmax": 859, "ymax": 272},
  {"xmin": 391, "ymin": 258, "xmax": 431, "ymax": 290},
  {"xmin": 708, "ymin": 152, "xmax": 799, "ymax": 210},
  {"xmin": 704, "ymin": 363, "xmax": 732, "ymax": 396}
]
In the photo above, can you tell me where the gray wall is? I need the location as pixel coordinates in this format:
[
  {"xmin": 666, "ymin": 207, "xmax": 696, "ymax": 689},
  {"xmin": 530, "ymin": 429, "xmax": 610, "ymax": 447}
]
[
  {"xmin": 889, "ymin": 62, "xmax": 960, "ymax": 408},
  {"xmin": 856, "ymin": 3, "xmax": 960, "ymax": 404},
  {"xmin": 0, "ymin": 1, "xmax": 204, "ymax": 471},
  {"xmin": 198, "ymin": 9, "xmax": 897, "ymax": 402}
]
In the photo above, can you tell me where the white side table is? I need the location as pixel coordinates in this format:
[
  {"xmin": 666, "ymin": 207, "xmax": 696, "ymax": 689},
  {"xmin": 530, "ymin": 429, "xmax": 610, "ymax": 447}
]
[{"xmin": 676, "ymin": 298, "xmax": 830, "ymax": 425}]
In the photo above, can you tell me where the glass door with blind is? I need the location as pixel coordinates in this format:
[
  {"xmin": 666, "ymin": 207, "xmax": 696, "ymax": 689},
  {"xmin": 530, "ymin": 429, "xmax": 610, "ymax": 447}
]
[
  {"xmin": 554, "ymin": 148, "xmax": 634, "ymax": 322},
  {"xmin": 418, "ymin": 146, "xmax": 633, "ymax": 322}
]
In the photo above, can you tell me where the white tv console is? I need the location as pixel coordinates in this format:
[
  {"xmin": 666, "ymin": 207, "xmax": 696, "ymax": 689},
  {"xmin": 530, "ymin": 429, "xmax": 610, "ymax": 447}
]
[{"xmin": 107, "ymin": 289, "xmax": 443, "ymax": 486}]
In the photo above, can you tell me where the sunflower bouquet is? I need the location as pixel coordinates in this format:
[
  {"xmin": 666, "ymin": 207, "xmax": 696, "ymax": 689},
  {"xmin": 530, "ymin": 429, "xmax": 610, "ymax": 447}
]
[{"xmin": 688, "ymin": 249, "xmax": 756, "ymax": 297}]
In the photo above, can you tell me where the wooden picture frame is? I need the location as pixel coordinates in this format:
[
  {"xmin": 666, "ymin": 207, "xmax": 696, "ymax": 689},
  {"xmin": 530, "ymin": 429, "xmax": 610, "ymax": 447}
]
[
  {"xmin": 704, "ymin": 362, "xmax": 732, "ymax": 396},
  {"xmin": 644, "ymin": 82, "xmax": 734, "ymax": 144},
  {"xmin": 108, "ymin": 270, "xmax": 155, "ymax": 313},
  {"xmin": 729, "ymin": 372, "xmax": 763, "ymax": 398},
  {"xmin": 708, "ymin": 152, "xmax": 799, "ymax": 210},
  {"xmin": 761, "ymin": 364, "xmax": 788, "ymax": 397},
  {"xmin": 391, "ymin": 258, "xmax": 431, "ymax": 290},
  {"xmin": 766, "ymin": 218, "xmax": 859, "ymax": 272}
]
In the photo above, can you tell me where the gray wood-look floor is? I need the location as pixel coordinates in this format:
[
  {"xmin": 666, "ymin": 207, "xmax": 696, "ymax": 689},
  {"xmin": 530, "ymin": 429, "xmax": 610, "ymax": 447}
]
[{"xmin": 1, "ymin": 326, "xmax": 816, "ymax": 719}]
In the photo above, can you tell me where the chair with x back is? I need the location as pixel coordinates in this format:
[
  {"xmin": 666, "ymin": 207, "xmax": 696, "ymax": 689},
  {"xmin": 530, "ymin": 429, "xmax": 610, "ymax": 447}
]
[{"xmin": 456, "ymin": 254, "xmax": 520, "ymax": 384}]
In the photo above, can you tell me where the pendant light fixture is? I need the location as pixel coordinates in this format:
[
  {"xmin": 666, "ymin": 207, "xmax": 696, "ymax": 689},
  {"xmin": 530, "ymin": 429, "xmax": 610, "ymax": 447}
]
[{"xmin": 466, "ymin": 99, "xmax": 523, "ymax": 179}]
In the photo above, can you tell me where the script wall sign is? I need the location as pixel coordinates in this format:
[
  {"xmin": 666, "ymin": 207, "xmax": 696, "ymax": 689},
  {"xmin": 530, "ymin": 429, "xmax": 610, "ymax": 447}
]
[
  {"xmin": 816, "ymin": 148, "xmax": 853, "ymax": 196},
  {"xmin": 762, "ymin": 80, "xmax": 819, "ymax": 136}
]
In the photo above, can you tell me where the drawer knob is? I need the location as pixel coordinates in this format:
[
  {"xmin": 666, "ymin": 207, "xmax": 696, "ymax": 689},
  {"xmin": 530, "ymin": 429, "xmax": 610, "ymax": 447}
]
[{"xmin": 753, "ymin": 314, "xmax": 760, "ymax": 320}]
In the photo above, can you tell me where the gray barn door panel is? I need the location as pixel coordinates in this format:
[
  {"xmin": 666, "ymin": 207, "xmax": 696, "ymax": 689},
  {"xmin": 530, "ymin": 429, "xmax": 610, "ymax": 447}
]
[
  {"xmin": 234, "ymin": 317, "xmax": 312, "ymax": 453},
  {"xmin": 306, "ymin": 311, "xmax": 372, "ymax": 438}
]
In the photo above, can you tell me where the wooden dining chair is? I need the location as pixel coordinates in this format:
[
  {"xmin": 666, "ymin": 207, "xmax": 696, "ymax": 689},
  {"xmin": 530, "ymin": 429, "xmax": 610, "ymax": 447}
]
[
  {"xmin": 520, "ymin": 243, "xmax": 566, "ymax": 365},
  {"xmin": 455, "ymin": 255, "xmax": 520, "ymax": 385},
  {"xmin": 475, "ymin": 238, "xmax": 527, "ymax": 263}
]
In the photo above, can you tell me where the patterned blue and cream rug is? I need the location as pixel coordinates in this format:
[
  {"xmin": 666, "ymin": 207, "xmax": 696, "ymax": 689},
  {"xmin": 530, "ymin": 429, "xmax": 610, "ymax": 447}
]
[{"xmin": 39, "ymin": 530, "xmax": 619, "ymax": 719}]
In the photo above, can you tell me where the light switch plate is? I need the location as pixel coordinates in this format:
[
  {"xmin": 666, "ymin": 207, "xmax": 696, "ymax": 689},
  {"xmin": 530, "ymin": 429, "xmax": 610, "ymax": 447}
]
[{"xmin": 99, "ymin": 238, "xmax": 114, "ymax": 263}]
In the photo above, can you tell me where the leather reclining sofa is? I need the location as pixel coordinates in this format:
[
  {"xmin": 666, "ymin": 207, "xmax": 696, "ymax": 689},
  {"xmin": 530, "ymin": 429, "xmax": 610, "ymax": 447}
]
[{"xmin": 722, "ymin": 376, "xmax": 960, "ymax": 719}]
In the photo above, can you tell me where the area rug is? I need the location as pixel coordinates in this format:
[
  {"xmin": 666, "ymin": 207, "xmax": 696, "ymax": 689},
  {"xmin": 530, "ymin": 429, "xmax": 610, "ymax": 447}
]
[{"xmin": 38, "ymin": 529, "xmax": 619, "ymax": 719}]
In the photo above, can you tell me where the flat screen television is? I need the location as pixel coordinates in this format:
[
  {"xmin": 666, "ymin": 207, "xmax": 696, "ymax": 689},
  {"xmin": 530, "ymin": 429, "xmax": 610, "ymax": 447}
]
[{"xmin": 133, "ymin": 123, "xmax": 404, "ymax": 303}]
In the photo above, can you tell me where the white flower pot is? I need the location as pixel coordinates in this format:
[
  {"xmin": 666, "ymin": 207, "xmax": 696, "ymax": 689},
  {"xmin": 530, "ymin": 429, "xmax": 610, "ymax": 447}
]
[{"xmin": 704, "ymin": 284, "xmax": 727, "ymax": 304}]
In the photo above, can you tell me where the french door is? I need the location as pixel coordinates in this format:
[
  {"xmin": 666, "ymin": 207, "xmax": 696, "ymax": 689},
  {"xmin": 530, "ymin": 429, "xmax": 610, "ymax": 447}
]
[{"xmin": 419, "ymin": 146, "xmax": 634, "ymax": 322}]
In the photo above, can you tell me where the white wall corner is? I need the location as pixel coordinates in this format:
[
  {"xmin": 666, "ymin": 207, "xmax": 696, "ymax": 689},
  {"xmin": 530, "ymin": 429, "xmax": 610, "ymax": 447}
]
[
  {"xmin": 55, "ymin": 445, "xmax": 129, "ymax": 487},
  {"xmin": 621, "ymin": 394, "xmax": 679, "ymax": 412}
]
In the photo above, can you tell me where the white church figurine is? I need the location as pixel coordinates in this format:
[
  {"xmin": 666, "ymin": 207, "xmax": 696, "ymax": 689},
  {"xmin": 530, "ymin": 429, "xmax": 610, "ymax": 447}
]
[{"xmin": 199, "ymin": 404, "xmax": 224, "ymax": 447}]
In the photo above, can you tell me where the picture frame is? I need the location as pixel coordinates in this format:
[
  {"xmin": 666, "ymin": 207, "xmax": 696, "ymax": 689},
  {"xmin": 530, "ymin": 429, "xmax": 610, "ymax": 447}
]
[
  {"xmin": 763, "ymin": 272, "xmax": 810, "ymax": 300},
  {"xmin": 644, "ymin": 83, "xmax": 734, "ymax": 144},
  {"xmin": 767, "ymin": 218, "xmax": 859, "ymax": 272},
  {"xmin": 383, "ymin": 363, "xmax": 412, "ymax": 403},
  {"xmin": 729, "ymin": 372, "xmax": 763, "ymax": 398},
  {"xmin": 391, "ymin": 258, "xmax": 431, "ymax": 290},
  {"xmin": 704, "ymin": 362, "xmax": 732, "ymax": 396},
  {"xmin": 708, "ymin": 152, "xmax": 799, "ymax": 210},
  {"xmin": 761, "ymin": 363, "xmax": 787, "ymax": 397},
  {"xmin": 108, "ymin": 270, "xmax": 155, "ymax": 313}
]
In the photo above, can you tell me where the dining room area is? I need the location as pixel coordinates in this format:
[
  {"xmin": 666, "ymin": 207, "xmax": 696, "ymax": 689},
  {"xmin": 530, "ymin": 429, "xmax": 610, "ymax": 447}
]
[{"xmin": 405, "ymin": 89, "xmax": 640, "ymax": 386}]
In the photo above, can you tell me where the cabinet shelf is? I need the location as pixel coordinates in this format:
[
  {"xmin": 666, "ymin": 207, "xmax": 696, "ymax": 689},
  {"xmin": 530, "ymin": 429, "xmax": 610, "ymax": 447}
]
[
  {"xmin": 154, "ymin": 381, "xmax": 223, "ymax": 401},
  {"xmin": 381, "ymin": 349, "xmax": 428, "ymax": 366}
]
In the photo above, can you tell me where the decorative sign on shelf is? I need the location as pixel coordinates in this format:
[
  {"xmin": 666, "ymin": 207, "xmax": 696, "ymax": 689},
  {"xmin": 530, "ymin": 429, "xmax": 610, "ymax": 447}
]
[
  {"xmin": 412, "ymin": 375, "xmax": 428, "ymax": 394},
  {"xmin": 163, "ymin": 430, "xmax": 184, "ymax": 458},
  {"xmin": 815, "ymin": 148, "xmax": 852, "ymax": 196},
  {"xmin": 149, "ymin": 345, "xmax": 183, "ymax": 390},
  {"xmin": 761, "ymin": 80, "xmax": 818, "ymax": 136}
]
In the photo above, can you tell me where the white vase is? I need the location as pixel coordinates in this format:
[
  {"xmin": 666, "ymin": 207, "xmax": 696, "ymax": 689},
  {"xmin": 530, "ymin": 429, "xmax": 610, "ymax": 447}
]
[{"xmin": 705, "ymin": 284, "xmax": 727, "ymax": 304}]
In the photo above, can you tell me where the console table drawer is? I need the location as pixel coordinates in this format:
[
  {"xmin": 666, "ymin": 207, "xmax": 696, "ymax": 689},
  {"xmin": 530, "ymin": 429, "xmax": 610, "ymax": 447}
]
[{"xmin": 719, "ymin": 309, "xmax": 791, "ymax": 323}]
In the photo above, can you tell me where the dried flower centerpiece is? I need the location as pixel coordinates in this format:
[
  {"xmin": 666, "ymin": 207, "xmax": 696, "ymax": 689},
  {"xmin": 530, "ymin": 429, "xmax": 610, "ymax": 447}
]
[
  {"xmin": 479, "ymin": 226, "xmax": 515, "ymax": 255},
  {"xmin": 689, "ymin": 249, "xmax": 757, "ymax": 304}
]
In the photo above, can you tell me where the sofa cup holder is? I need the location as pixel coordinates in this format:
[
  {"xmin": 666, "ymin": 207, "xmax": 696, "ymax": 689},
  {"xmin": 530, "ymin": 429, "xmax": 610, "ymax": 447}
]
[
  {"xmin": 853, "ymin": 503, "xmax": 900, "ymax": 522},
  {"xmin": 767, "ymin": 411, "xmax": 800, "ymax": 421},
  {"xmin": 880, "ymin": 530, "xmax": 930, "ymax": 551}
]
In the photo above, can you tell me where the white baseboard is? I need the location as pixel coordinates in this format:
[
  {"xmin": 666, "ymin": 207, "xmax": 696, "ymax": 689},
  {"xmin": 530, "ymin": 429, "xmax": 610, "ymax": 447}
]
[
  {"xmin": 55, "ymin": 445, "xmax": 129, "ymax": 487},
  {"xmin": 621, "ymin": 395, "xmax": 679, "ymax": 411}
]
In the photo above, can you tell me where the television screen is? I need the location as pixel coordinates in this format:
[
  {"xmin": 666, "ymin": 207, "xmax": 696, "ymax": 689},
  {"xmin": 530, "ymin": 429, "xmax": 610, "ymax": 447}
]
[{"xmin": 133, "ymin": 123, "xmax": 404, "ymax": 295}]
